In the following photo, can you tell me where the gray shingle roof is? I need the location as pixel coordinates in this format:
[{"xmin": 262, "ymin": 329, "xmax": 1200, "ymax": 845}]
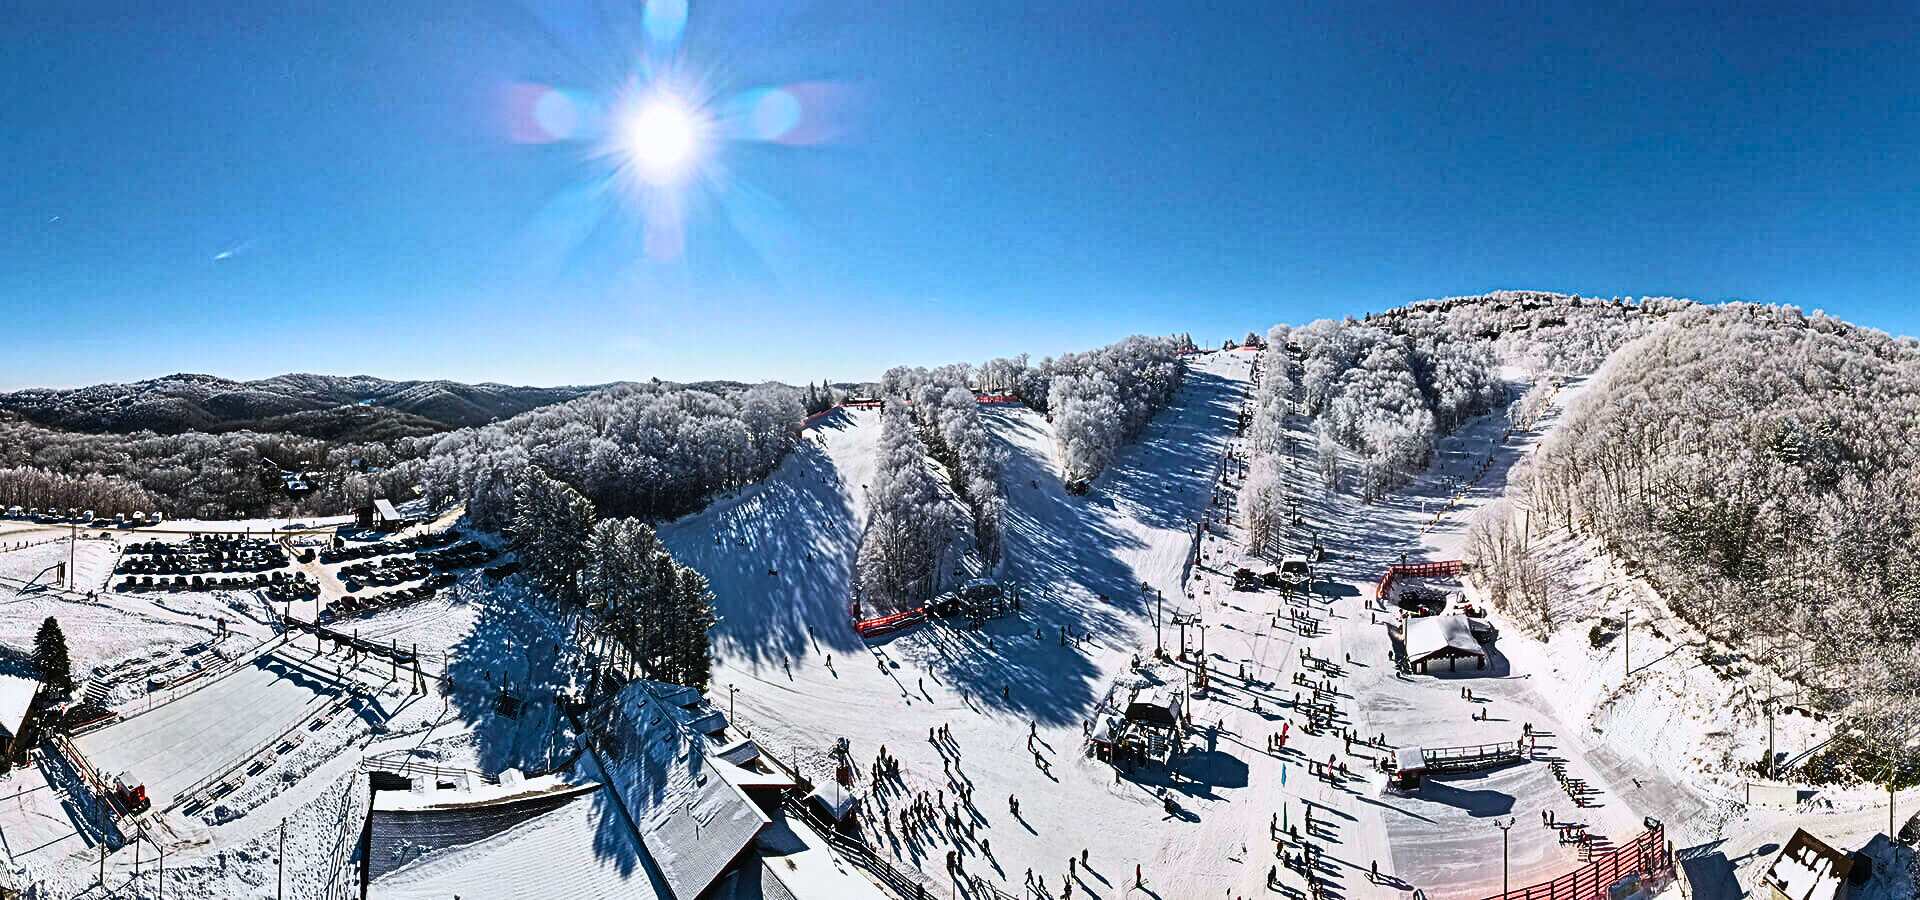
[{"xmin": 590, "ymin": 680, "xmax": 769, "ymax": 900}]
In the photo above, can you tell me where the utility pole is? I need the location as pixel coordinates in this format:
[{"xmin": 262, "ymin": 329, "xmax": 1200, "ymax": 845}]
[
  {"xmin": 1765, "ymin": 697, "xmax": 1776, "ymax": 779},
  {"xmin": 1623, "ymin": 609, "xmax": 1630, "ymax": 681},
  {"xmin": 278, "ymin": 816, "xmax": 286, "ymax": 900},
  {"xmin": 1150, "ymin": 583, "xmax": 1162, "ymax": 658}
]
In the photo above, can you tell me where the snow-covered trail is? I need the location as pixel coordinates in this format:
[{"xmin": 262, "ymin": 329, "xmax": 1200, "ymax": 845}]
[{"xmin": 660, "ymin": 408, "xmax": 883, "ymax": 667}]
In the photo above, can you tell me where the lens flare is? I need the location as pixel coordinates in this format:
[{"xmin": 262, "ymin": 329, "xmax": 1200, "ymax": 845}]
[
  {"xmin": 749, "ymin": 89, "xmax": 802, "ymax": 141},
  {"xmin": 619, "ymin": 95, "xmax": 705, "ymax": 183}
]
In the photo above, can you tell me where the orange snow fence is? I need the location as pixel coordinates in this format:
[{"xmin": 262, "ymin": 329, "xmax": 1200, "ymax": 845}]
[
  {"xmin": 1474, "ymin": 819, "xmax": 1672, "ymax": 900},
  {"xmin": 855, "ymin": 606, "xmax": 927, "ymax": 638},
  {"xmin": 1376, "ymin": 560, "xmax": 1466, "ymax": 599}
]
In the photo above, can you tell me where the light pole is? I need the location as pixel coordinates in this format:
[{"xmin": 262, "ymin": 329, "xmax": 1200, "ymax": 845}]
[
  {"xmin": 728, "ymin": 683, "xmax": 738, "ymax": 720},
  {"xmin": 1495, "ymin": 817, "xmax": 1515, "ymax": 898}
]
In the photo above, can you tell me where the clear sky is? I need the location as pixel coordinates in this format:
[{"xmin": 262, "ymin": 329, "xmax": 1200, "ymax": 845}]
[{"xmin": 4, "ymin": 1, "xmax": 1916, "ymax": 389}]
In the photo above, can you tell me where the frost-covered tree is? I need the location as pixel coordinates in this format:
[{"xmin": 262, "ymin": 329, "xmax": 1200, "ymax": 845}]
[
  {"xmin": 1041, "ymin": 336, "xmax": 1185, "ymax": 483},
  {"xmin": 1239, "ymin": 455, "xmax": 1288, "ymax": 556}
]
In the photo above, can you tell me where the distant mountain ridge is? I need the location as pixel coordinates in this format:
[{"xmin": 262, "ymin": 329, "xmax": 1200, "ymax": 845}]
[{"xmin": 0, "ymin": 373, "xmax": 625, "ymax": 439}]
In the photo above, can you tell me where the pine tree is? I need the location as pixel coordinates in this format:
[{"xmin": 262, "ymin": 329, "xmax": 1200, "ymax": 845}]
[
  {"xmin": 33, "ymin": 617, "xmax": 72, "ymax": 697},
  {"xmin": 670, "ymin": 565, "xmax": 717, "ymax": 689}
]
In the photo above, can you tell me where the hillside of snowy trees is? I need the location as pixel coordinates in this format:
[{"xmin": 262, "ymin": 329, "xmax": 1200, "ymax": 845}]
[
  {"xmin": 856, "ymin": 403, "xmax": 956, "ymax": 609},
  {"xmin": 1508, "ymin": 303, "xmax": 1920, "ymax": 771},
  {"xmin": 511, "ymin": 467, "xmax": 715, "ymax": 689},
  {"xmin": 881, "ymin": 365, "xmax": 1006, "ymax": 568},
  {"xmin": 1261, "ymin": 318, "xmax": 1506, "ymax": 500},
  {"xmin": 0, "ymin": 416, "xmax": 423, "ymax": 520},
  {"xmin": 975, "ymin": 335, "xmax": 1188, "ymax": 485},
  {"xmin": 420, "ymin": 381, "xmax": 803, "ymax": 528},
  {"xmin": 1372, "ymin": 290, "xmax": 1697, "ymax": 375}
]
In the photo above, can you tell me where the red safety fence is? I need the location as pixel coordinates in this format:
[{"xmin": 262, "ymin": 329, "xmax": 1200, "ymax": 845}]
[
  {"xmin": 1473, "ymin": 820, "xmax": 1672, "ymax": 900},
  {"xmin": 1376, "ymin": 559, "xmax": 1466, "ymax": 598},
  {"xmin": 974, "ymin": 394, "xmax": 1020, "ymax": 404},
  {"xmin": 854, "ymin": 606, "xmax": 927, "ymax": 638}
]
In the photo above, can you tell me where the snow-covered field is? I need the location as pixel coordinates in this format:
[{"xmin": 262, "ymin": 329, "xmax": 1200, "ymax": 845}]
[{"xmin": 73, "ymin": 645, "xmax": 346, "ymax": 810}]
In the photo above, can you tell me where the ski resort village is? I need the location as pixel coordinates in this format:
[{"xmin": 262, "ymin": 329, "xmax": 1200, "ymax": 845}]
[{"xmin": 0, "ymin": 296, "xmax": 1915, "ymax": 900}]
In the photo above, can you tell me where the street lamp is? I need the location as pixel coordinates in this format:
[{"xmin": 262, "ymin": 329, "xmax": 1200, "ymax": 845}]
[
  {"xmin": 1495, "ymin": 817, "xmax": 1515, "ymax": 898},
  {"xmin": 728, "ymin": 683, "xmax": 738, "ymax": 720}
]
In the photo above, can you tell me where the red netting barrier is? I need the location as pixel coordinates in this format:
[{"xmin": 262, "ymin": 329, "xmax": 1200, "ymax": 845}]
[
  {"xmin": 1472, "ymin": 820, "xmax": 1672, "ymax": 900},
  {"xmin": 973, "ymin": 394, "xmax": 1020, "ymax": 404},
  {"xmin": 1376, "ymin": 559, "xmax": 1466, "ymax": 598},
  {"xmin": 854, "ymin": 606, "xmax": 926, "ymax": 638}
]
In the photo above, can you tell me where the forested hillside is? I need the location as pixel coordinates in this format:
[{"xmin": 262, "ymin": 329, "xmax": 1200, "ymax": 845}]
[
  {"xmin": 0, "ymin": 372, "xmax": 612, "ymax": 438},
  {"xmin": 0, "ymin": 416, "xmax": 423, "ymax": 519},
  {"xmin": 1513, "ymin": 304, "xmax": 1920, "ymax": 752}
]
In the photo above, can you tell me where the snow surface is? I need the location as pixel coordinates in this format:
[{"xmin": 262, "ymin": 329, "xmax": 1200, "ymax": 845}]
[{"xmin": 73, "ymin": 646, "xmax": 347, "ymax": 809}]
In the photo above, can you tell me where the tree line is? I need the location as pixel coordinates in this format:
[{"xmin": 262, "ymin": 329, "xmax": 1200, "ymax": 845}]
[
  {"xmin": 856, "ymin": 403, "xmax": 957, "ymax": 610},
  {"xmin": 421, "ymin": 381, "xmax": 803, "ymax": 529}
]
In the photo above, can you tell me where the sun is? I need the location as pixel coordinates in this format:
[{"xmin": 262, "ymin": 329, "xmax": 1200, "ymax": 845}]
[{"xmin": 619, "ymin": 95, "xmax": 705, "ymax": 184}]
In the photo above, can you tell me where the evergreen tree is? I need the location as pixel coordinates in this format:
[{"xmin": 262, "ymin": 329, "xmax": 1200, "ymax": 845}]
[
  {"xmin": 32, "ymin": 616, "xmax": 72, "ymax": 696},
  {"xmin": 669, "ymin": 566, "xmax": 717, "ymax": 689},
  {"xmin": 511, "ymin": 467, "xmax": 596, "ymax": 605}
]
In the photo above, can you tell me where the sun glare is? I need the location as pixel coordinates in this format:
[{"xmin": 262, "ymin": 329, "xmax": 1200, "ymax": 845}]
[{"xmin": 620, "ymin": 96, "xmax": 703, "ymax": 183}]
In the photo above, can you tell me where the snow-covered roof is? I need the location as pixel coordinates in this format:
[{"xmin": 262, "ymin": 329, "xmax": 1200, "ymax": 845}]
[
  {"xmin": 373, "ymin": 498, "xmax": 402, "ymax": 521},
  {"xmin": 370, "ymin": 786, "xmax": 669, "ymax": 900},
  {"xmin": 0, "ymin": 674, "xmax": 39, "ymax": 740},
  {"xmin": 1404, "ymin": 614, "xmax": 1485, "ymax": 664},
  {"xmin": 808, "ymin": 781, "xmax": 857, "ymax": 821},
  {"xmin": 371, "ymin": 771, "xmax": 596, "ymax": 812},
  {"xmin": 713, "ymin": 737, "xmax": 764, "ymax": 767},
  {"xmin": 590, "ymin": 679, "xmax": 768, "ymax": 900},
  {"xmin": 1125, "ymin": 687, "xmax": 1184, "ymax": 726},
  {"xmin": 1761, "ymin": 829, "xmax": 1853, "ymax": 900}
]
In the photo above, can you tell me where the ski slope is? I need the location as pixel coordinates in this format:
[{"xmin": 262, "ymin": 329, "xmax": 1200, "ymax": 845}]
[
  {"xmin": 660, "ymin": 406, "xmax": 884, "ymax": 667},
  {"xmin": 667, "ymin": 351, "xmax": 1260, "ymax": 898}
]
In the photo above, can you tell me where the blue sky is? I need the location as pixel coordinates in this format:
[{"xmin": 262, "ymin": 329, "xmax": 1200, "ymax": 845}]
[{"xmin": 3, "ymin": 1, "xmax": 1916, "ymax": 389}]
